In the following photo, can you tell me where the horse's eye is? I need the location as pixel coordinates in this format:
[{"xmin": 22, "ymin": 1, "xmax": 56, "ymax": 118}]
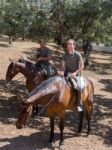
[{"xmin": 23, "ymin": 109, "xmax": 27, "ymax": 113}]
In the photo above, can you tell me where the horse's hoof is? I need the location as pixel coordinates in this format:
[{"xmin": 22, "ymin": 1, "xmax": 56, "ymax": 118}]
[
  {"xmin": 48, "ymin": 142, "xmax": 54, "ymax": 150},
  {"xmin": 86, "ymin": 134, "xmax": 91, "ymax": 138},
  {"xmin": 75, "ymin": 131, "xmax": 82, "ymax": 136},
  {"xmin": 86, "ymin": 131, "xmax": 91, "ymax": 137},
  {"xmin": 59, "ymin": 141, "xmax": 64, "ymax": 150}
]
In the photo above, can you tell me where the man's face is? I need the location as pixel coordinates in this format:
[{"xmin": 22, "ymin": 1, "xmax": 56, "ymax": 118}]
[
  {"xmin": 67, "ymin": 40, "xmax": 75, "ymax": 52},
  {"xmin": 39, "ymin": 41, "xmax": 45, "ymax": 48}
]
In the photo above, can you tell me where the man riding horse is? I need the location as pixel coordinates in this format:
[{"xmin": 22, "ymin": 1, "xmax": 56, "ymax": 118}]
[
  {"xmin": 15, "ymin": 39, "xmax": 94, "ymax": 148},
  {"xmin": 59, "ymin": 39, "xmax": 84, "ymax": 112},
  {"xmin": 36, "ymin": 39, "xmax": 53, "ymax": 77},
  {"xmin": 24, "ymin": 39, "xmax": 53, "ymax": 78},
  {"xmin": 6, "ymin": 39, "xmax": 57, "ymax": 115}
]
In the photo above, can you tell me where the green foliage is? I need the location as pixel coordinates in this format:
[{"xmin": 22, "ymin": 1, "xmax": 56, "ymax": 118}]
[{"xmin": 0, "ymin": 0, "xmax": 111, "ymax": 46}]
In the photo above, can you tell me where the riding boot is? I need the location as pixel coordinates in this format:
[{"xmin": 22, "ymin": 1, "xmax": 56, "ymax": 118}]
[
  {"xmin": 47, "ymin": 66, "xmax": 52, "ymax": 78},
  {"xmin": 43, "ymin": 64, "xmax": 51, "ymax": 78},
  {"xmin": 76, "ymin": 90, "xmax": 83, "ymax": 112}
]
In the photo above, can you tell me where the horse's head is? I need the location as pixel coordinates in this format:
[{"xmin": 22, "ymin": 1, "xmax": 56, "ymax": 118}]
[
  {"xmin": 6, "ymin": 59, "xmax": 20, "ymax": 82},
  {"xmin": 16, "ymin": 102, "xmax": 32, "ymax": 129},
  {"xmin": 18, "ymin": 58, "xmax": 27, "ymax": 64}
]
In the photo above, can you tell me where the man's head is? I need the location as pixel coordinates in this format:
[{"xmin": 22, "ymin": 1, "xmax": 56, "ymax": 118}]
[
  {"xmin": 66, "ymin": 39, "xmax": 76, "ymax": 53},
  {"xmin": 39, "ymin": 39, "xmax": 46, "ymax": 48}
]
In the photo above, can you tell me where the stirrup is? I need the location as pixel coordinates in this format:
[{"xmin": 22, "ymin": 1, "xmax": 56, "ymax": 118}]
[{"xmin": 77, "ymin": 106, "xmax": 83, "ymax": 112}]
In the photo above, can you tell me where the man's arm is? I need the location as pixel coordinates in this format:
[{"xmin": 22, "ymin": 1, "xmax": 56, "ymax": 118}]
[
  {"xmin": 61, "ymin": 61, "xmax": 66, "ymax": 71},
  {"xmin": 37, "ymin": 48, "xmax": 52, "ymax": 62},
  {"xmin": 72, "ymin": 58, "xmax": 84, "ymax": 76},
  {"xmin": 77, "ymin": 59, "xmax": 84, "ymax": 74},
  {"xmin": 22, "ymin": 55, "xmax": 35, "ymax": 64},
  {"xmin": 37, "ymin": 56, "xmax": 52, "ymax": 61},
  {"xmin": 58, "ymin": 60, "xmax": 65, "ymax": 76}
]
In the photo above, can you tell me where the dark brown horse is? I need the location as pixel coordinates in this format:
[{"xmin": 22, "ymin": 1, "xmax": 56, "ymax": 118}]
[
  {"xmin": 6, "ymin": 59, "xmax": 57, "ymax": 91},
  {"xmin": 6, "ymin": 59, "xmax": 58, "ymax": 114},
  {"xmin": 16, "ymin": 75, "xmax": 94, "ymax": 149}
]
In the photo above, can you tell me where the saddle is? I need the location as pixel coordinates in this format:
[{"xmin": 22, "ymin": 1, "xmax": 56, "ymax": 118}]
[
  {"xmin": 65, "ymin": 74, "xmax": 87, "ymax": 91},
  {"xmin": 65, "ymin": 75, "xmax": 77, "ymax": 91},
  {"xmin": 38, "ymin": 63, "xmax": 56, "ymax": 77}
]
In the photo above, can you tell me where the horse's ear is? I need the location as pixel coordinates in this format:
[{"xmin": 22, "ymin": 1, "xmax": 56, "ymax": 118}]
[
  {"xmin": 9, "ymin": 58, "xmax": 13, "ymax": 62},
  {"xmin": 9, "ymin": 58, "xmax": 16, "ymax": 65}
]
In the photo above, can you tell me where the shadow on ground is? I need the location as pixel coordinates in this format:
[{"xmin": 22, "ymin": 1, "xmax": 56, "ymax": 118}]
[
  {"xmin": 0, "ymin": 81, "xmax": 112, "ymax": 148},
  {"xmin": 0, "ymin": 49, "xmax": 112, "ymax": 149},
  {"xmin": 99, "ymin": 79, "xmax": 112, "ymax": 92},
  {"xmin": 0, "ymin": 43, "xmax": 11, "ymax": 48}
]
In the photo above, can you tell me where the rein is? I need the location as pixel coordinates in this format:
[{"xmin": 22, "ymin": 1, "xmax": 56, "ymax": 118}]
[
  {"xmin": 28, "ymin": 93, "xmax": 58, "ymax": 127},
  {"xmin": 11, "ymin": 76, "xmax": 26, "ymax": 91},
  {"xmin": 15, "ymin": 76, "xmax": 25, "ymax": 82},
  {"xmin": 6, "ymin": 76, "xmax": 25, "ymax": 92},
  {"xmin": 3, "ymin": 76, "xmax": 26, "ymax": 106}
]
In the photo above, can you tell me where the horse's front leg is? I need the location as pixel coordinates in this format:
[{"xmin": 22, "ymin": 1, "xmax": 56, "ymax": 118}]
[
  {"xmin": 35, "ymin": 105, "xmax": 39, "ymax": 115},
  {"xmin": 86, "ymin": 111, "xmax": 92, "ymax": 135},
  {"xmin": 48, "ymin": 116, "xmax": 55, "ymax": 148},
  {"xmin": 32, "ymin": 105, "xmax": 38, "ymax": 116},
  {"xmin": 77, "ymin": 111, "xmax": 83, "ymax": 133},
  {"xmin": 59, "ymin": 118, "xmax": 64, "ymax": 150}
]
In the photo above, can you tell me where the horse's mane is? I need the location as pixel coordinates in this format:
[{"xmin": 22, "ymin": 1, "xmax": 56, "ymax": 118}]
[
  {"xmin": 18, "ymin": 59, "xmax": 41, "ymax": 74},
  {"xmin": 28, "ymin": 75, "xmax": 63, "ymax": 97},
  {"xmin": 18, "ymin": 59, "xmax": 34, "ymax": 67},
  {"xmin": 18, "ymin": 58, "xmax": 58, "ymax": 78}
]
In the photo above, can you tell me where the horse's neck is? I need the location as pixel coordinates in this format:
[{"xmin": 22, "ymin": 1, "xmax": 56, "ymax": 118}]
[
  {"xmin": 17, "ymin": 62, "xmax": 29, "ymax": 78},
  {"xmin": 26, "ymin": 76, "xmax": 66, "ymax": 104}
]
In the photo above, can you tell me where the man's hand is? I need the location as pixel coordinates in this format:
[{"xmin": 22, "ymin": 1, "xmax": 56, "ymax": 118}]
[
  {"xmin": 22, "ymin": 54, "xmax": 28, "ymax": 60},
  {"xmin": 58, "ymin": 71, "xmax": 64, "ymax": 77},
  {"xmin": 37, "ymin": 57, "xmax": 43, "ymax": 61},
  {"xmin": 71, "ymin": 72, "xmax": 77, "ymax": 77}
]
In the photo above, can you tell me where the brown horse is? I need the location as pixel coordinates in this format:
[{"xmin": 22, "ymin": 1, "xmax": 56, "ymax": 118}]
[
  {"xmin": 6, "ymin": 59, "xmax": 57, "ymax": 91},
  {"xmin": 6, "ymin": 59, "xmax": 58, "ymax": 114},
  {"xmin": 16, "ymin": 75, "xmax": 94, "ymax": 149}
]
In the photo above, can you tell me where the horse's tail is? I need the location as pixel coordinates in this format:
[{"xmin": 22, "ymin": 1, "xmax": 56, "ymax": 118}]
[
  {"xmin": 87, "ymin": 79, "xmax": 94, "ymax": 112},
  {"xmin": 90, "ymin": 79, "xmax": 94, "ymax": 95}
]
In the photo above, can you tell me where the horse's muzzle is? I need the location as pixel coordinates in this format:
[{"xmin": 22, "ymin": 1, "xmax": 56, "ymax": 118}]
[{"xmin": 16, "ymin": 121, "xmax": 24, "ymax": 129}]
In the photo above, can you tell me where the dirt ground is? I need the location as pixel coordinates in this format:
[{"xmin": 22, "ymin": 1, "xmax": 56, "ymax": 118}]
[{"xmin": 0, "ymin": 40, "xmax": 112, "ymax": 150}]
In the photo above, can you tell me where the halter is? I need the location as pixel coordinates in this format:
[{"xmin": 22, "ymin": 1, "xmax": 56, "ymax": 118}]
[
  {"xmin": 27, "ymin": 93, "xmax": 58, "ymax": 127},
  {"xmin": 11, "ymin": 76, "xmax": 26, "ymax": 90}
]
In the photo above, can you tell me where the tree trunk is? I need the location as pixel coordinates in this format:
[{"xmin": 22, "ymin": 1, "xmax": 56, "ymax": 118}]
[{"xmin": 9, "ymin": 36, "xmax": 13, "ymax": 44}]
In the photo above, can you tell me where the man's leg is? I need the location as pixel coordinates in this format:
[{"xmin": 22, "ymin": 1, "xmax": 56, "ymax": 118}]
[
  {"xmin": 69, "ymin": 76, "xmax": 83, "ymax": 112},
  {"xmin": 76, "ymin": 75, "xmax": 84, "ymax": 112},
  {"xmin": 44, "ymin": 65, "xmax": 51, "ymax": 77},
  {"xmin": 84, "ymin": 49, "xmax": 86, "ymax": 55},
  {"xmin": 76, "ymin": 90, "xmax": 83, "ymax": 112}
]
